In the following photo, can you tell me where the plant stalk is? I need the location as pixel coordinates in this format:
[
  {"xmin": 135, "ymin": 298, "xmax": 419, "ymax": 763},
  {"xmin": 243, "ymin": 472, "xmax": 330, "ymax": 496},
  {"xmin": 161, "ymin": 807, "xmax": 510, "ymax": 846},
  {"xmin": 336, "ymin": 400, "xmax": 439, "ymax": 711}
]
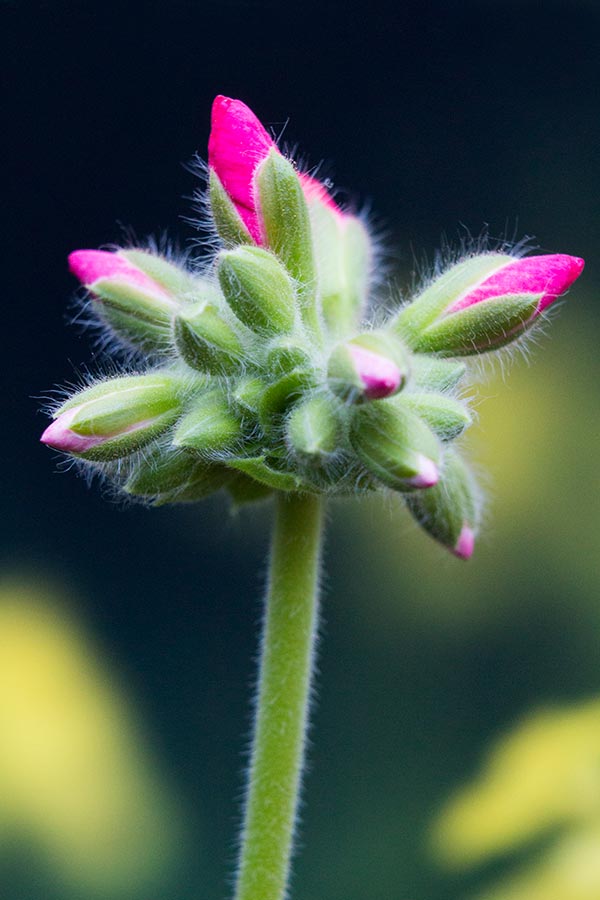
[{"xmin": 234, "ymin": 492, "xmax": 324, "ymax": 900}]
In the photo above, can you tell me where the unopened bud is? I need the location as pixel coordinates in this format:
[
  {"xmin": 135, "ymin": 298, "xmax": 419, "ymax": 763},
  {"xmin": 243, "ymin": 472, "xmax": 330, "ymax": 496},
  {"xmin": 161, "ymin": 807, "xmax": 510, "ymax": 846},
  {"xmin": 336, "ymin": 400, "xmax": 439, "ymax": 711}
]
[
  {"xmin": 394, "ymin": 253, "xmax": 584, "ymax": 356},
  {"xmin": 308, "ymin": 198, "xmax": 371, "ymax": 337},
  {"xmin": 174, "ymin": 303, "xmax": 244, "ymax": 375},
  {"xmin": 328, "ymin": 332, "xmax": 409, "ymax": 403},
  {"xmin": 218, "ymin": 246, "xmax": 297, "ymax": 335},
  {"xmin": 287, "ymin": 395, "xmax": 340, "ymax": 462},
  {"xmin": 40, "ymin": 372, "xmax": 183, "ymax": 461},
  {"xmin": 256, "ymin": 150, "xmax": 318, "ymax": 333},
  {"xmin": 350, "ymin": 402, "xmax": 440, "ymax": 491},
  {"xmin": 69, "ymin": 250, "xmax": 183, "ymax": 349},
  {"xmin": 400, "ymin": 393, "xmax": 472, "ymax": 442},
  {"xmin": 173, "ymin": 389, "xmax": 242, "ymax": 455},
  {"xmin": 405, "ymin": 450, "xmax": 479, "ymax": 559}
]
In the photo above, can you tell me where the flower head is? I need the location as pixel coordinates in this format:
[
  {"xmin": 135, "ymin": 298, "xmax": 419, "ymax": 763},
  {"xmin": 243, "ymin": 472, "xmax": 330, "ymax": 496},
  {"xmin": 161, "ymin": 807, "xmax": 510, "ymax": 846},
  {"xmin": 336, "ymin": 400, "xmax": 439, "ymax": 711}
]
[{"xmin": 40, "ymin": 95, "xmax": 584, "ymax": 559}]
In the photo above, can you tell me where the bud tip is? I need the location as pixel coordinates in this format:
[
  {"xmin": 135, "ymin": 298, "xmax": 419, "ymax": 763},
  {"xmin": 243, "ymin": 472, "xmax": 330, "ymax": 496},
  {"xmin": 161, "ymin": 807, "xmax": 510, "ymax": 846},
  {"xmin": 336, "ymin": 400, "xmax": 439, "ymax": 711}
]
[
  {"xmin": 40, "ymin": 408, "xmax": 101, "ymax": 454},
  {"xmin": 453, "ymin": 524, "xmax": 475, "ymax": 560},
  {"xmin": 347, "ymin": 344, "xmax": 402, "ymax": 400},
  {"xmin": 408, "ymin": 455, "xmax": 439, "ymax": 489}
]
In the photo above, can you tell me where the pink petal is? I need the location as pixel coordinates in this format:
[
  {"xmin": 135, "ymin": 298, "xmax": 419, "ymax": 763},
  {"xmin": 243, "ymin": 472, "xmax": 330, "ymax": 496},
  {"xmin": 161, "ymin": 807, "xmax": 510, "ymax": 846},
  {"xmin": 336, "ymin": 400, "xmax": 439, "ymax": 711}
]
[
  {"xmin": 40, "ymin": 407, "xmax": 106, "ymax": 454},
  {"xmin": 208, "ymin": 96, "xmax": 275, "ymax": 243},
  {"xmin": 299, "ymin": 172, "xmax": 343, "ymax": 218},
  {"xmin": 68, "ymin": 250, "xmax": 170, "ymax": 298},
  {"xmin": 446, "ymin": 254, "xmax": 585, "ymax": 316},
  {"xmin": 348, "ymin": 344, "xmax": 402, "ymax": 399},
  {"xmin": 408, "ymin": 455, "xmax": 439, "ymax": 489},
  {"xmin": 452, "ymin": 524, "xmax": 475, "ymax": 560}
]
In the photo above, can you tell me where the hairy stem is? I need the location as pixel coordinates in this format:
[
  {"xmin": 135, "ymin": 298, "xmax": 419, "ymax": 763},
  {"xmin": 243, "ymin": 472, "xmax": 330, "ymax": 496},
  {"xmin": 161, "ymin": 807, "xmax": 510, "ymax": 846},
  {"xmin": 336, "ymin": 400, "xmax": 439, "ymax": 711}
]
[{"xmin": 234, "ymin": 492, "xmax": 324, "ymax": 900}]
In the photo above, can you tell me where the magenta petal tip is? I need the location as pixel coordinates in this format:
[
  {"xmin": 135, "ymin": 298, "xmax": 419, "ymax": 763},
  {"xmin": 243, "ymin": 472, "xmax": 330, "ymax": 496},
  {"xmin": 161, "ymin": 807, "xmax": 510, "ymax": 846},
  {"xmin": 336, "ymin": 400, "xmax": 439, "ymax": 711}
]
[
  {"xmin": 348, "ymin": 345, "xmax": 402, "ymax": 400},
  {"xmin": 40, "ymin": 409, "xmax": 102, "ymax": 454},
  {"xmin": 453, "ymin": 525, "xmax": 475, "ymax": 560},
  {"xmin": 409, "ymin": 455, "xmax": 439, "ymax": 489}
]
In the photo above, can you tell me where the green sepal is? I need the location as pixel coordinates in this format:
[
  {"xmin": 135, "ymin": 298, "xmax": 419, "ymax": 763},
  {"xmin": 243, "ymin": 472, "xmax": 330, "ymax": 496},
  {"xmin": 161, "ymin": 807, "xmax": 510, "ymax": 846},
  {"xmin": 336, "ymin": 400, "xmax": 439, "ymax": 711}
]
[
  {"xmin": 119, "ymin": 250, "xmax": 195, "ymax": 296},
  {"xmin": 97, "ymin": 306, "xmax": 171, "ymax": 353},
  {"xmin": 90, "ymin": 277, "xmax": 175, "ymax": 324},
  {"xmin": 208, "ymin": 169, "xmax": 254, "ymax": 248},
  {"xmin": 392, "ymin": 254, "xmax": 512, "ymax": 344},
  {"xmin": 266, "ymin": 336, "xmax": 312, "ymax": 374},
  {"xmin": 410, "ymin": 356, "xmax": 467, "ymax": 392},
  {"xmin": 286, "ymin": 395, "xmax": 341, "ymax": 461},
  {"xmin": 232, "ymin": 377, "xmax": 266, "ymax": 414},
  {"xmin": 399, "ymin": 393, "xmax": 472, "ymax": 441},
  {"xmin": 124, "ymin": 445, "xmax": 232, "ymax": 503},
  {"xmin": 413, "ymin": 293, "xmax": 540, "ymax": 356},
  {"xmin": 309, "ymin": 200, "xmax": 371, "ymax": 337},
  {"xmin": 218, "ymin": 246, "xmax": 297, "ymax": 335},
  {"xmin": 405, "ymin": 449, "xmax": 479, "ymax": 554},
  {"xmin": 350, "ymin": 402, "xmax": 441, "ymax": 492},
  {"xmin": 173, "ymin": 389, "xmax": 243, "ymax": 455},
  {"xmin": 173, "ymin": 303, "xmax": 244, "ymax": 375},
  {"xmin": 226, "ymin": 456, "xmax": 305, "ymax": 492},
  {"xmin": 258, "ymin": 370, "xmax": 317, "ymax": 430},
  {"xmin": 255, "ymin": 150, "xmax": 318, "ymax": 334},
  {"xmin": 227, "ymin": 473, "xmax": 274, "ymax": 506}
]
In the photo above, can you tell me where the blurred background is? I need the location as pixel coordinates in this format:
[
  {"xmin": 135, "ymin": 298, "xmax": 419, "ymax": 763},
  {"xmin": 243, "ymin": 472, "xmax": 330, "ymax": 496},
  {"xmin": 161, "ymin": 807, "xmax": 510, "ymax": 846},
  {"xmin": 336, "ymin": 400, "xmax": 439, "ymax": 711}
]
[{"xmin": 3, "ymin": 0, "xmax": 600, "ymax": 897}]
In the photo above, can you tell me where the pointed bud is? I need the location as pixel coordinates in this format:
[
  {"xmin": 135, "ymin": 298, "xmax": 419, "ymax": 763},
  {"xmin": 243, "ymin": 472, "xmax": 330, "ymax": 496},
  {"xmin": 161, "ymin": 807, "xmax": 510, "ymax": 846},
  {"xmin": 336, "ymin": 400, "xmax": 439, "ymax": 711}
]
[
  {"xmin": 350, "ymin": 402, "xmax": 440, "ymax": 491},
  {"xmin": 218, "ymin": 245, "xmax": 297, "ymax": 335},
  {"xmin": 207, "ymin": 96, "xmax": 344, "ymax": 251},
  {"xmin": 399, "ymin": 393, "xmax": 472, "ymax": 442},
  {"xmin": 410, "ymin": 356, "xmax": 467, "ymax": 393},
  {"xmin": 173, "ymin": 302, "xmax": 244, "ymax": 375},
  {"xmin": 40, "ymin": 372, "xmax": 184, "ymax": 461},
  {"xmin": 287, "ymin": 395, "xmax": 340, "ymax": 462},
  {"xmin": 124, "ymin": 445, "xmax": 232, "ymax": 504},
  {"xmin": 68, "ymin": 250, "xmax": 183, "ymax": 349},
  {"xmin": 405, "ymin": 450, "xmax": 480, "ymax": 559},
  {"xmin": 394, "ymin": 253, "xmax": 584, "ymax": 356},
  {"xmin": 256, "ymin": 150, "xmax": 319, "ymax": 333},
  {"xmin": 328, "ymin": 332, "xmax": 409, "ymax": 403},
  {"xmin": 172, "ymin": 389, "xmax": 242, "ymax": 455},
  {"xmin": 308, "ymin": 197, "xmax": 371, "ymax": 337}
]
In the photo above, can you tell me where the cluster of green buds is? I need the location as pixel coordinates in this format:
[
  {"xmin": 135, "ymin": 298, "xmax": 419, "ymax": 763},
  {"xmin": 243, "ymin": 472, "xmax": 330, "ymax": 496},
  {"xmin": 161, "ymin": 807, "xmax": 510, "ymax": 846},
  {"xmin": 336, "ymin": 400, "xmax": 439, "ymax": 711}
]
[{"xmin": 41, "ymin": 96, "xmax": 584, "ymax": 559}]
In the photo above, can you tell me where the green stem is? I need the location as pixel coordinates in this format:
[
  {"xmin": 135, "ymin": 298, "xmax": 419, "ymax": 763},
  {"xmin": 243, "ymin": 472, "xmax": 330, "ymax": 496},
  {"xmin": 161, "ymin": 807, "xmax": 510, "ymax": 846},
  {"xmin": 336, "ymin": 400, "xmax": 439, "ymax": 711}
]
[{"xmin": 234, "ymin": 492, "xmax": 325, "ymax": 900}]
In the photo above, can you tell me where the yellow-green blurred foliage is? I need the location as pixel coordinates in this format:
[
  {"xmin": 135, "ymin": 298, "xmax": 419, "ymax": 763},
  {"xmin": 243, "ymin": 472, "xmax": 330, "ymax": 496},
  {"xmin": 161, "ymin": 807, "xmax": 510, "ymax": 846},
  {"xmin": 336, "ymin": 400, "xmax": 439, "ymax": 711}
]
[
  {"xmin": 432, "ymin": 697, "xmax": 600, "ymax": 899},
  {"xmin": 0, "ymin": 577, "xmax": 182, "ymax": 897}
]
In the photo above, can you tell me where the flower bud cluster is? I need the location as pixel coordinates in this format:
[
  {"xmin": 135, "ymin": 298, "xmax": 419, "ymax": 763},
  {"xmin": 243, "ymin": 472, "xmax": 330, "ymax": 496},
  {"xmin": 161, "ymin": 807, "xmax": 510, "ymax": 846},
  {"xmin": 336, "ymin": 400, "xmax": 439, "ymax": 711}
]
[{"xmin": 41, "ymin": 96, "xmax": 584, "ymax": 559}]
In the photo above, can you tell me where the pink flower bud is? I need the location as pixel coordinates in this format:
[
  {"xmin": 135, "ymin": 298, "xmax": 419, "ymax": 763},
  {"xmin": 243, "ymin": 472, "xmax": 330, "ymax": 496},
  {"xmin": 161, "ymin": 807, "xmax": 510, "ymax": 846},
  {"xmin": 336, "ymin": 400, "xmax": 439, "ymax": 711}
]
[
  {"xmin": 208, "ymin": 95, "xmax": 342, "ymax": 244},
  {"xmin": 408, "ymin": 454, "xmax": 440, "ymax": 489},
  {"xmin": 445, "ymin": 254, "xmax": 584, "ymax": 318},
  {"xmin": 452, "ymin": 524, "xmax": 475, "ymax": 560},
  {"xmin": 346, "ymin": 344, "xmax": 403, "ymax": 400},
  {"xmin": 68, "ymin": 250, "xmax": 172, "ymax": 301}
]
